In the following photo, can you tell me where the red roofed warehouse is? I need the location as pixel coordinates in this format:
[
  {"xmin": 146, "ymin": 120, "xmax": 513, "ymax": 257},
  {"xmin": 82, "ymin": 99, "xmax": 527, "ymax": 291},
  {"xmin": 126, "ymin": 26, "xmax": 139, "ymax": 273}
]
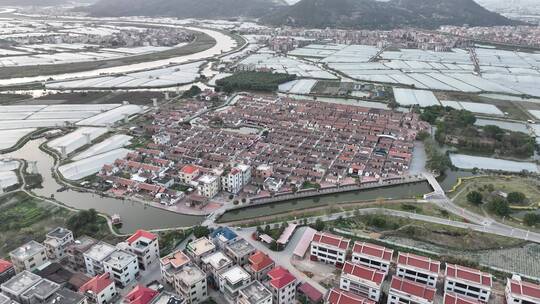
[
  {"xmin": 506, "ymin": 276, "xmax": 540, "ymax": 304},
  {"xmin": 444, "ymin": 292, "xmax": 482, "ymax": 304},
  {"xmin": 339, "ymin": 261, "xmax": 385, "ymax": 302},
  {"xmin": 389, "ymin": 276, "xmax": 436, "ymax": 304},
  {"xmin": 397, "ymin": 252, "xmax": 440, "ymax": 287},
  {"xmin": 311, "ymin": 232, "xmax": 350, "ymax": 267},
  {"xmin": 351, "ymin": 241, "xmax": 394, "ymax": 274},
  {"xmin": 267, "ymin": 266, "xmax": 297, "ymax": 304},
  {"xmin": 444, "ymin": 264, "xmax": 492, "ymax": 302},
  {"xmin": 248, "ymin": 251, "xmax": 275, "ymax": 281},
  {"xmin": 79, "ymin": 273, "xmax": 117, "ymax": 304},
  {"xmin": 125, "ymin": 230, "xmax": 159, "ymax": 270},
  {"xmin": 326, "ymin": 288, "xmax": 376, "ymax": 304}
]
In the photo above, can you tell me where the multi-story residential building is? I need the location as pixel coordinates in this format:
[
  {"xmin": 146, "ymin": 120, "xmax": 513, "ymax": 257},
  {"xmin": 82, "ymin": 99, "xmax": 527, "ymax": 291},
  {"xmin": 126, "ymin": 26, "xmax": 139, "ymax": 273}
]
[
  {"xmin": 310, "ymin": 232, "xmax": 350, "ymax": 267},
  {"xmin": 186, "ymin": 238, "xmax": 216, "ymax": 264},
  {"xmin": 43, "ymin": 288, "xmax": 87, "ymax": 304},
  {"xmin": 19, "ymin": 278, "xmax": 61, "ymax": 304},
  {"xmin": 238, "ymin": 164, "xmax": 252, "ymax": 185},
  {"xmin": 1, "ymin": 271, "xmax": 42, "ymax": 302},
  {"xmin": 201, "ymin": 251, "xmax": 233, "ymax": 287},
  {"xmin": 103, "ymin": 250, "xmax": 139, "ymax": 288},
  {"xmin": 43, "ymin": 227, "xmax": 74, "ymax": 262},
  {"xmin": 238, "ymin": 281, "xmax": 272, "ymax": 304},
  {"xmin": 124, "ymin": 285, "xmax": 159, "ymax": 304},
  {"xmin": 160, "ymin": 251, "xmax": 191, "ymax": 285},
  {"xmin": 267, "ymin": 266, "xmax": 297, "ymax": 304},
  {"xmin": 396, "ymin": 252, "xmax": 440, "ymax": 287},
  {"xmin": 173, "ymin": 265, "xmax": 208, "ymax": 304},
  {"xmin": 247, "ymin": 251, "xmax": 274, "ymax": 281},
  {"xmin": 66, "ymin": 236, "xmax": 98, "ymax": 272},
  {"xmin": 326, "ymin": 288, "xmax": 376, "ymax": 304},
  {"xmin": 149, "ymin": 292, "xmax": 186, "ymax": 304},
  {"xmin": 0, "ymin": 293, "xmax": 17, "ymax": 304},
  {"xmin": 444, "ymin": 264, "xmax": 492, "ymax": 302},
  {"xmin": 219, "ymin": 265, "xmax": 252, "ymax": 303},
  {"xmin": 84, "ymin": 242, "xmax": 117, "ymax": 277},
  {"xmin": 225, "ymin": 239, "xmax": 256, "ymax": 266},
  {"xmin": 79, "ymin": 273, "xmax": 117, "ymax": 304},
  {"xmin": 122, "ymin": 230, "xmax": 160, "ymax": 270},
  {"xmin": 340, "ymin": 261, "xmax": 385, "ymax": 302},
  {"xmin": 351, "ymin": 241, "xmax": 393, "ymax": 274},
  {"xmin": 197, "ymin": 175, "xmax": 220, "ymax": 198},
  {"xmin": 388, "ymin": 276, "xmax": 436, "ymax": 304},
  {"xmin": 210, "ymin": 227, "xmax": 238, "ymax": 249},
  {"xmin": 505, "ymin": 276, "xmax": 540, "ymax": 304},
  {"xmin": 179, "ymin": 165, "xmax": 200, "ymax": 184},
  {"xmin": 0, "ymin": 259, "xmax": 15, "ymax": 285},
  {"xmin": 221, "ymin": 167, "xmax": 244, "ymax": 194},
  {"xmin": 9, "ymin": 241, "xmax": 49, "ymax": 273},
  {"xmin": 444, "ymin": 292, "xmax": 482, "ymax": 304}
]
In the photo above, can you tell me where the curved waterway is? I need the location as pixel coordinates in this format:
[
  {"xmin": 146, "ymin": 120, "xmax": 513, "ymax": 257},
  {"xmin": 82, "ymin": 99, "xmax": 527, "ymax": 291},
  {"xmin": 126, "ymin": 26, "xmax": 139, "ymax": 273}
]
[{"xmin": 4, "ymin": 139, "xmax": 203, "ymax": 233}]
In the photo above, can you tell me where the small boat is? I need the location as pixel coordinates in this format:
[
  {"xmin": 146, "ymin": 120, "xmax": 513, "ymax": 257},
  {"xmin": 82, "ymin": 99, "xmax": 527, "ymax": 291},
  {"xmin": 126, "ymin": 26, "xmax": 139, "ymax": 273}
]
[{"xmin": 111, "ymin": 214, "xmax": 122, "ymax": 226}]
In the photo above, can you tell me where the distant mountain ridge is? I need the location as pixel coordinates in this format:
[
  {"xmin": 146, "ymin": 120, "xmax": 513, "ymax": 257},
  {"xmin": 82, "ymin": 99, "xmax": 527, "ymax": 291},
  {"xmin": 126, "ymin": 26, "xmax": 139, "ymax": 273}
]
[{"xmin": 85, "ymin": 0, "xmax": 520, "ymax": 29}]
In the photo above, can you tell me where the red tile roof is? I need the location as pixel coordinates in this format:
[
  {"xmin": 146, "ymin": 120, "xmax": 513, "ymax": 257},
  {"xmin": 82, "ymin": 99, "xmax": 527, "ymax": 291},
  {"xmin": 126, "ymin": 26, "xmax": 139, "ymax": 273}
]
[
  {"xmin": 445, "ymin": 264, "xmax": 492, "ymax": 287},
  {"xmin": 125, "ymin": 285, "xmax": 159, "ymax": 304},
  {"xmin": 268, "ymin": 266, "xmax": 297, "ymax": 290},
  {"xmin": 507, "ymin": 278, "xmax": 540, "ymax": 301},
  {"xmin": 390, "ymin": 276, "xmax": 436, "ymax": 302},
  {"xmin": 249, "ymin": 251, "xmax": 274, "ymax": 273},
  {"xmin": 126, "ymin": 229, "xmax": 157, "ymax": 245},
  {"xmin": 0, "ymin": 259, "xmax": 13, "ymax": 273},
  {"xmin": 444, "ymin": 292, "xmax": 482, "ymax": 304},
  {"xmin": 397, "ymin": 252, "xmax": 440, "ymax": 274},
  {"xmin": 298, "ymin": 283, "xmax": 324, "ymax": 303},
  {"xmin": 79, "ymin": 273, "xmax": 114, "ymax": 295},
  {"xmin": 326, "ymin": 288, "xmax": 376, "ymax": 304},
  {"xmin": 352, "ymin": 241, "xmax": 393, "ymax": 262},
  {"xmin": 181, "ymin": 164, "xmax": 199, "ymax": 174},
  {"xmin": 342, "ymin": 262, "xmax": 385, "ymax": 286},
  {"xmin": 312, "ymin": 232, "xmax": 350, "ymax": 250}
]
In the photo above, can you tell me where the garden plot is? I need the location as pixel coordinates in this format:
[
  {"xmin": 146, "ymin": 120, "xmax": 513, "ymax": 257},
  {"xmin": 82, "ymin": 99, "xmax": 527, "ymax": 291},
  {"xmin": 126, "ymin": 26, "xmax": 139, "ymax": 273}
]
[
  {"xmin": 0, "ymin": 129, "xmax": 36, "ymax": 150},
  {"xmin": 72, "ymin": 135, "xmax": 133, "ymax": 161},
  {"xmin": 450, "ymin": 154, "xmax": 539, "ymax": 173},
  {"xmin": 393, "ymin": 88, "xmax": 440, "ymax": 107},
  {"xmin": 76, "ymin": 105, "xmax": 143, "ymax": 126},
  {"xmin": 48, "ymin": 127, "xmax": 108, "ymax": 155},
  {"xmin": 239, "ymin": 53, "xmax": 337, "ymax": 80},
  {"xmin": 278, "ymin": 79, "xmax": 317, "ymax": 94},
  {"xmin": 59, "ymin": 148, "xmax": 132, "ymax": 180}
]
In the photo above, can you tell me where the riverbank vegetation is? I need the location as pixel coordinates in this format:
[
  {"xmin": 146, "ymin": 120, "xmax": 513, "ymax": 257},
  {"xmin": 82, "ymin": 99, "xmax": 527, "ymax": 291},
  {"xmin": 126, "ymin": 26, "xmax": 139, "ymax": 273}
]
[{"xmin": 216, "ymin": 71, "xmax": 296, "ymax": 93}]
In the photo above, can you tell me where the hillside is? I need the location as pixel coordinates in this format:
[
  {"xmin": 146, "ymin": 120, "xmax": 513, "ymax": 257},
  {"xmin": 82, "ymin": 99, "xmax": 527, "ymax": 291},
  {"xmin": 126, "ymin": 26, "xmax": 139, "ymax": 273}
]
[
  {"xmin": 86, "ymin": 0, "xmax": 280, "ymax": 18},
  {"xmin": 263, "ymin": 0, "xmax": 520, "ymax": 29}
]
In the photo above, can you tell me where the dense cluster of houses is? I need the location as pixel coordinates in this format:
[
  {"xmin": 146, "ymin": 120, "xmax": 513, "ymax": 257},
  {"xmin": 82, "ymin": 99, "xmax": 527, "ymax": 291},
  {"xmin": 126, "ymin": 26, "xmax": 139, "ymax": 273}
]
[
  {"xmin": 309, "ymin": 231, "xmax": 540, "ymax": 304},
  {"xmin": 99, "ymin": 94, "xmax": 427, "ymax": 208}
]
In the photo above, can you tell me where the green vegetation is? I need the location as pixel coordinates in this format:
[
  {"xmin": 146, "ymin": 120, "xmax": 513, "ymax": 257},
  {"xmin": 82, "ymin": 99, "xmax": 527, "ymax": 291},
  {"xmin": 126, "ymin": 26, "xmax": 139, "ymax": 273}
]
[
  {"xmin": 301, "ymin": 181, "xmax": 321, "ymax": 190},
  {"xmin": 508, "ymin": 192, "xmax": 527, "ymax": 205},
  {"xmin": 466, "ymin": 191, "xmax": 483, "ymax": 205},
  {"xmin": 159, "ymin": 229, "xmax": 191, "ymax": 257},
  {"xmin": 523, "ymin": 213, "xmax": 540, "ymax": 227},
  {"xmin": 182, "ymin": 85, "xmax": 202, "ymax": 98},
  {"xmin": 216, "ymin": 71, "xmax": 296, "ymax": 93},
  {"xmin": 0, "ymin": 93, "xmax": 31, "ymax": 104},
  {"xmin": 66, "ymin": 209, "xmax": 110, "ymax": 239},
  {"xmin": 486, "ymin": 197, "xmax": 511, "ymax": 217},
  {"xmin": 424, "ymin": 138, "xmax": 451, "ymax": 174},
  {"xmin": 193, "ymin": 226, "xmax": 211, "ymax": 238}
]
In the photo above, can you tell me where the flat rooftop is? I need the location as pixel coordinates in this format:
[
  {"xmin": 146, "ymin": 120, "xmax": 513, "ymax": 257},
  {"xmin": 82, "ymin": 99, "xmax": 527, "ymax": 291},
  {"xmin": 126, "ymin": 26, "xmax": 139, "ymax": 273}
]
[
  {"xmin": 0, "ymin": 293, "xmax": 19, "ymax": 304},
  {"xmin": 84, "ymin": 242, "xmax": 116, "ymax": 262},
  {"xmin": 70, "ymin": 236, "xmax": 97, "ymax": 251},
  {"xmin": 46, "ymin": 227, "xmax": 72, "ymax": 240},
  {"xmin": 20, "ymin": 279, "xmax": 59, "ymax": 301},
  {"xmin": 221, "ymin": 265, "xmax": 250, "ymax": 285},
  {"xmin": 1, "ymin": 271, "xmax": 41, "ymax": 295},
  {"xmin": 150, "ymin": 292, "xmax": 185, "ymax": 304},
  {"xmin": 201, "ymin": 251, "xmax": 232, "ymax": 270},
  {"xmin": 226, "ymin": 239, "xmax": 255, "ymax": 257},
  {"xmin": 161, "ymin": 251, "xmax": 190, "ymax": 271},
  {"xmin": 104, "ymin": 250, "xmax": 136, "ymax": 269},
  {"xmin": 239, "ymin": 281, "xmax": 271, "ymax": 304},
  {"xmin": 175, "ymin": 265, "xmax": 206, "ymax": 286},
  {"xmin": 187, "ymin": 237, "xmax": 215, "ymax": 257},
  {"xmin": 44, "ymin": 288, "xmax": 85, "ymax": 304},
  {"xmin": 10, "ymin": 241, "xmax": 45, "ymax": 260}
]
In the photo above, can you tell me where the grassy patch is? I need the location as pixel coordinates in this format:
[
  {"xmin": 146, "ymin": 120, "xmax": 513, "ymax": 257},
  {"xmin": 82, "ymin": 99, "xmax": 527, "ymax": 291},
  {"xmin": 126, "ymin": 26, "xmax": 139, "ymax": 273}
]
[{"xmin": 216, "ymin": 71, "xmax": 296, "ymax": 93}]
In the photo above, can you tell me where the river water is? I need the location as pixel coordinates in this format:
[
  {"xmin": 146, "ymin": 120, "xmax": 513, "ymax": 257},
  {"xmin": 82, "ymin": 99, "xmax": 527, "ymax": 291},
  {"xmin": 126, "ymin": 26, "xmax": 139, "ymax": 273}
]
[{"xmin": 4, "ymin": 139, "xmax": 203, "ymax": 233}]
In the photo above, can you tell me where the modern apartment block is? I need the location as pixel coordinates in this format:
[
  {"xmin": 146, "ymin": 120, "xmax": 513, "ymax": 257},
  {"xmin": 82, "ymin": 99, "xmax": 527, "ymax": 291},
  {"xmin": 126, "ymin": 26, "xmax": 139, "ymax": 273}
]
[
  {"xmin": 65, "ymin": 236, "xmax": 98, "ymax": 272},
  {"xmin": 43, "ymin": 227, "xmax": 74, "ymax": 262},
  {"xmin": 1, "ymin": 271, "xmax": 42, "ymax": 302},
  {"xmin": 339, "ymin": 261, "xmax": 384, "ymax": 302},
  {"xmin": 173, "ymin": 265, "xmax": 208, "ymax": 304},
  {"xmin": 310, "ymin": 232, "xmax": 350, "ymax": 267},
  {"xmin": 83, "ymin": 242, "xmax": 117, "ymax": 277},
  {"xmin": 238, "ymin": 281, "xmax": 272, "ymax": 304},
  {"xmin": 505, "ymin": 276, "xmax": 540, "ymax": 304},
  {"xmin": 219, "ymin": 265, "xmax": 252, "ymax": 303},
  {"xmin": 351, "ymin": 241, "xmax": 393, "ymax": 274},
  {"xmin": 79, "ymin": 273, "xmax": 117, "ymax": 304},
  {"xmin": 103, "ymin": 250, "xmax": 139, "ymax": 288},
  {"xmin": 9, "ymin": 241, "xmax": 49, "ymax": 273},
  {"xmin": 267, "ymin": 266, "xmax": 297, "ymax": 304},
  {"xmin": 224, "ymin": 239, "xmax": 255, "ymax": 266},
  {"xmin": 396, "ymin": 252, "xmax": 440, "ymax": 287},
  {"xmin": 123, "ymin": 230, "xmax": 160, "ymax": 270},
  {"xmin": 186, "ymin": 238, "xmax": 216, "ymax": 264},
  {"xmin": 201, "ymin": 251, "xmax": 233, "ymax": 286},
  {"xmin": 388, "ymin": 276, "xmax": 436, "ymax": 304},
  {"xmin": 247, "ymin": 251, "xmax": 274, "ymax": 281},
  {"xmin": 160, "ymin": 251, "xmax": 191, "ymax": 285},
  {"xmin": 444, "ymin": 264, "xmax": 492, "ymax": 302}
]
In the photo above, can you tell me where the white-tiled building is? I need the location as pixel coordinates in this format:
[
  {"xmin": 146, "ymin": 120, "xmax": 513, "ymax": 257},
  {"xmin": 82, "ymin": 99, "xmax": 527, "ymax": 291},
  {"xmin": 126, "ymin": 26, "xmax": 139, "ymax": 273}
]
[
  {"xmin": 351, "ymin": 241, "xmax": 393, "ymax": 274},
  {"xmin": 122, "ymin": 230, "xmax": 160, "ymax": 270},
  {"xmin": 173, "ymin": 264, "xmax": 208, "ymax": 304},
  {"xmin": 186, "ymin": 237, "xmax": 216, "ymax": 264},
  {"xmin": 201, "ymin": 251, "xmax": 233, "ymax": 286},
  {"xmin": 79, "ymin": 272, "xmax": 117, "ymax": 304},
  {"xmin": 160, "ymin": 251, "xmax": 191, "ymax": 285},
  {"xmin": 340, "ymin": 261, "xmax": 385, "ymax": 302},
  {"xmin": 444, "ymin": 264, "xmax": 492, "ymax": 302},
  {"xmin": 43, "ymin": 227, "xmax": 74, "ymax": 262},
  {"xmin": 388, "ymin": 276, "xmax": 436, "ymax": 304},
  {"xmin": 396, "ymin": 252, "xmax": 440, "ymax": 288},
  {"xmin": 219, "ymin": 265, "xmax": 252, "ymax": 303},
  {"xmin": 103, "ymin": 250, "xmax": 139, "ymax": 288},
  {"xmin": 221, "ymin": 167, "xmax": 244, "ymax": 194},
  {"xmin": 84, "ymin": 242, "xmax": 117, "ymax": 277},
  {"xmin": 238, "ymin": 281, "xmax": 272, "ymax": 304},
  {"xmin": 505, "ymin": 276, "xmax": 540, "ymax": 304},
  {"xmin": 9, "ymin": 241, "xmax": 48, "ymax": 273},
  {"xmin": 197, "ymin": 175, "xmax": 220, "ymax": 198},
  {"xmin": 224, "ymin": 239, "xmax": 255, "ymax": 266},
  {"xmin": 310, "ymin": 232, "xmax": 350, "ymax": 267},
  {"xmin": 267, "ymin": 266, "xmax": 297, "ymax": 304}
]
